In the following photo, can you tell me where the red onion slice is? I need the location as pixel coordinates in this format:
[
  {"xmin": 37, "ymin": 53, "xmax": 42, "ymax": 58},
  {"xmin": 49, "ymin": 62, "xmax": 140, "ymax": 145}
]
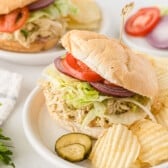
[
  {"xmin": 28, "ymin": 0, "xmax": 55, "ymax": 11},
  {"xmin": 54, "ymin": 57, "xmax": 80, "ymax": 80},
  {"xmin": 90, "ymin": 82, "xmax": 135, "ymax": 97},
  {"xmin": 146, "ymin": 16, "xmax": 168, "ymax": 49},
  {"xmin": 54, "ymin": 57, "xmax": 72, "ymax": 77}
]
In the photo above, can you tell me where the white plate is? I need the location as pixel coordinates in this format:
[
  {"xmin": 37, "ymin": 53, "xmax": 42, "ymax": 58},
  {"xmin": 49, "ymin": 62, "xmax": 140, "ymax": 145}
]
[
  {"xmin": 23, "ymin": 87, "xmax": 168, "ymax": 168},
  {"xmin": 122, "ymin": 1, "xmax": 168, "ymax": 58},
  {"xmin": 0, "ymin": 47, "xmax": 66, "ymax": 66},
  {"xmin": 0, "ymin": 0, "xmax": 110, "ymax": 66},
  {"xmin": 123, "ymin": 32, "xmax": 168, "ymax": 58}
]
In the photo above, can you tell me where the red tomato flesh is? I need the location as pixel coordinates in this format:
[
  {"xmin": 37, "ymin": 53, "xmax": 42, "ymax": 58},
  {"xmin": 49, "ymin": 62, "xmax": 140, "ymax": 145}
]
[
  {"xmin": 62, "ymin": 53, "xmax": 103, "ymax": 82},
  {"xmin": 0, "ymin": 7, "xmax": 29, "ymax": 33},
  {"xmin": 125, "ymin": 7, "xmax": 160, "ymax": 36}
]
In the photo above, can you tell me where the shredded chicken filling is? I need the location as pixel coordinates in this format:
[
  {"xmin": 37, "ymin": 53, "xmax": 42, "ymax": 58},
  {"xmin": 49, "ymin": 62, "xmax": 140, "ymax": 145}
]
[
  {"xmin": 42, "ymin": 81, "xmax": 153, "ymax": 127},
  {"xmin": 0, "ymin": 18, "xmax": 65, "ymax": 48}
]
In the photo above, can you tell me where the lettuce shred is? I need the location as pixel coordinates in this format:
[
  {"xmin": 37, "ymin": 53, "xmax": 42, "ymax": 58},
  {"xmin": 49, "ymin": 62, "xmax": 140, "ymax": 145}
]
[{"xmin": 28, "ymin": 0, "xmax": 77, "ymax": 22}]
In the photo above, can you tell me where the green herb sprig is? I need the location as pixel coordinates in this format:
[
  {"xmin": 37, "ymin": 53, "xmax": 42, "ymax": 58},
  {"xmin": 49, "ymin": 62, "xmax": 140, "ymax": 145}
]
[{"xmin": 0, "ymin": 129, "xmax": 15, "ymax": 168}]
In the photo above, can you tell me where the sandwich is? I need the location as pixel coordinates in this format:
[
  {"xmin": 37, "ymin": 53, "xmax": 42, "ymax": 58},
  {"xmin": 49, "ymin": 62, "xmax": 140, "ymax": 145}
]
[
  {"xmin": 41, "ymin": 30, "xmax": 158, "ymax": 138},
  {"xmin": 0, "ymin": 0, "xmax": 101, "ymax": 53}
]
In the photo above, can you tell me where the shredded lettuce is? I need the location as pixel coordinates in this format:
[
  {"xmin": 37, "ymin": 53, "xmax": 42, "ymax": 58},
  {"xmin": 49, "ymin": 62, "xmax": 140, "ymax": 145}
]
[
  {"xmin": 28, "ymin": 0, "xmax": 77, "ymax": 22},
  {"xmin": 44, "ymin": 65, "xmax": 153, "ymax": 126},
  {"xmin": 44, "ymin": 65, "xmax": 109, "ymax": 109}
]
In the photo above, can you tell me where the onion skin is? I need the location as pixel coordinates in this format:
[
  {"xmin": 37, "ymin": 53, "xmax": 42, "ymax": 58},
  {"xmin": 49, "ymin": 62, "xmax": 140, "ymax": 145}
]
[
  {"xmin": 146, "ymin": 16, "xmax": 168, "ymax": 49},
  {"xmin": 28, "ymin": 0, "xmax": 55, "ymax": 11},
  {"xmin": 90, "ymin": 82, "xmax": 135, "ymax": 98},
  {"xmin": 54, "ymin": 57, "xmax": 73, "ymax": 77}
]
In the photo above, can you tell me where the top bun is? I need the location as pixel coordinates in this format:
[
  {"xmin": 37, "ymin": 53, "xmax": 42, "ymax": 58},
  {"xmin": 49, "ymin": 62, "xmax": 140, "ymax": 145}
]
[
  {"xmin": 61, "ymin": 30, "xmax": 158, "ymax": 99},
  {"xmin": 0, "ymin": 0, "xmax": 37, "ymax": 15}
]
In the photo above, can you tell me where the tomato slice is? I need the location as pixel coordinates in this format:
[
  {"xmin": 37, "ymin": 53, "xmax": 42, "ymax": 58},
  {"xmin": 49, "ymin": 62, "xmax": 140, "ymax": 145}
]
[
  {"xmin": 125, "ymin": 7, "xmax": 160, "ymax": 36},
  {"xmin": 0, "ymin": 7, "xmax": 29, "ymax": 33},
  {"xmin": 62, "ymin": 53, "xmax": 103, "ymax": 82}
]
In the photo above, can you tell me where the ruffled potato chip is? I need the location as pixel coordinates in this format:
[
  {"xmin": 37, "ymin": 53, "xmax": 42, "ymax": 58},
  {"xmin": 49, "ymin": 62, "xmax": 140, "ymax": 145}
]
[
  {"xmin": 69, "ymin": 0, "xmax": 101, "ymax": 24},
  {"xmin": 155, "ymin": 107, "xmax": 168, "ymax": 129},
  {"xmin": 129, "ymin": 160, "xmax": 150, "ymax": 168},
  {"xmin": 89, "ymin": 124, "xmax": 140, "ymax": 168},
  {"xmin": 152, "ymin": 58, "xmax": 168, "ymax": 109},
  {"xmin": 150, "ymin": 57, "xmax": 168, "ymax": 128},
  {"xmin": 130, "ymin": 119, "xmax": 168, "ymax": 166},
  {"xmin": 67, "ymin": 20, "xmax": 101, "ymax": 31},
  {"xmin": 67, "ymin": 0, "xmax": 102, "ymax": 30}
]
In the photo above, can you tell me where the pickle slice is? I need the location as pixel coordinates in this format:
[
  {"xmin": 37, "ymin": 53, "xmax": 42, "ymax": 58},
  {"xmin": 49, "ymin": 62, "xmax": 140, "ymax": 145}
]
[
  {"xmin": 56, "ymin": 143, "xmax": 85, "ymax": 162},
  {"xmin": 55, "ymin": 133, "xmax": 92, "ymax": 162}
]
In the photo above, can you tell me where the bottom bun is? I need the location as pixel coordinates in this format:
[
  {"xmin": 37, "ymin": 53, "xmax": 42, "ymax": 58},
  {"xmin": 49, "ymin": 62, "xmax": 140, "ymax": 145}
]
[
  {"xmin": 0, "ymin": 37, "xmax": 59, "ymax": 53},
  {"xmin": 49, "ymin": 110, "xmax": 106, "ymax": 139}
]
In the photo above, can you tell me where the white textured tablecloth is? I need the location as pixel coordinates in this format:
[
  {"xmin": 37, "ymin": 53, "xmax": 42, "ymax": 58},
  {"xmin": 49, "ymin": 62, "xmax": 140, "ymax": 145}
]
[{"xmin": 0, "ymin": 69, "xmax": 22, "ymax": 125}]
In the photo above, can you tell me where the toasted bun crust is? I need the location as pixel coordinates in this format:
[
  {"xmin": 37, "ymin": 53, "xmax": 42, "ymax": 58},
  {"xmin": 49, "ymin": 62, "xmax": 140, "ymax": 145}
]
[
  {"xmin": 61, "ymin": 30, "xmax": 158, "ymax": 99},
  {"xmin": 0, "ymin": 37, "xmax": 59, "ymax": 53},
  {"xmin": 0, "ymin": 0, "xmax": 37, "ymax": 15}
]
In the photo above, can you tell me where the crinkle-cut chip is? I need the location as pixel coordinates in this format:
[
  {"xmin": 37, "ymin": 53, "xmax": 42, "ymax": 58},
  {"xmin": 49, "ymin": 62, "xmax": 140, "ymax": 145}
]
[
  {"xmin": 151, "ymin": 57, "xmax": 168, "ymax": 113},
  {"xmin": 67, "ymin": 20, "xmax": 101, "ymax": 31},
  {"xmin": 152, "ymin": 57, "xmax": 168, "ymax": 71},
  {"xmin": 129, "ymin": 160, "xmax": 150, "ymax": 168},
  {"xmin": 155, "ymin": 107, "xmax": 168, "ymax": 129},
  {"xmin": 89, "ymin": 124, "xmax": 140, "ymax": 168},
  {"xmin": 129, "ymin": 160, "xmax": 141, "ymax": 168},
  {"xmin": 130, "ymin": 119, "xmax": 168, "ymax": 166}
]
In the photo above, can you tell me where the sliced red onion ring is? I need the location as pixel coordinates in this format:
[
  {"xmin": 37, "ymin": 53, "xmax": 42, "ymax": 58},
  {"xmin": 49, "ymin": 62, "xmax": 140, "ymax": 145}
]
[
  {"xmin": 146, "ymin": 16, "xmax": 168, "ymax": 49},
  {"xmin": 28, "ymin": 0, "xmax": 55, "ymax": 11},
  {"xmin": 54, "ymin": 57, "xmax": 72, "ymax": 77},
  {"xmin": 90, "ymin": 82, "xmax": 135, "ymax": 97}
]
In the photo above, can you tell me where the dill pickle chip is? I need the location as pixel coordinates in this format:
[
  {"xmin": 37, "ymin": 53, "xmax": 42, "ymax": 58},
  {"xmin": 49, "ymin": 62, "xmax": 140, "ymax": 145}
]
[
  {"xmin": 56, "ymin": 143, "xmax": 85, "ymax": 162},
  {"xmin": 55, "ymin": 133, "xmax": 92, "ymax": 160}
]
